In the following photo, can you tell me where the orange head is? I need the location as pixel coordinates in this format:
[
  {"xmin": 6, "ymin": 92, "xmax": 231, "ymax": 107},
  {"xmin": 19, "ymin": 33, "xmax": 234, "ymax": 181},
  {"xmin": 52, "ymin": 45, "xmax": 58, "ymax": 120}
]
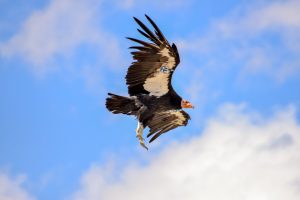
[{"xmin": 181, "ymin": 100, "xmax": 194, "ymax": 109}]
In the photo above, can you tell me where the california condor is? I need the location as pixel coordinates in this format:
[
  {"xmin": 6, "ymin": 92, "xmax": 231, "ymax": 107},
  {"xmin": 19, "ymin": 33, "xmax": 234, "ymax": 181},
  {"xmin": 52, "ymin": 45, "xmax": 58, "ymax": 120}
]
[{"xmin": 106, "ymin": 15, "xmax": 194, "ymax": 149}]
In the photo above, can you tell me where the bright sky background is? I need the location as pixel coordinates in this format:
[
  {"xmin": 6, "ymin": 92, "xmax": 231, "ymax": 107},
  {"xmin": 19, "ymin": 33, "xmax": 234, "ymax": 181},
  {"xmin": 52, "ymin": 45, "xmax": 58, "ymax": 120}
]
[{"xmin": 1, "ymin": 0, "xmax": 300, "ymax": 199}]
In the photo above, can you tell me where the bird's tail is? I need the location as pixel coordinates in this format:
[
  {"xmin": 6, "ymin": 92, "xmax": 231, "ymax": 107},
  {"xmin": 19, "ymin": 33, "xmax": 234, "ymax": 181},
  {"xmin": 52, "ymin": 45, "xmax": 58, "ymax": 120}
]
[{"xmin": 105, "ymin": 93, "xmax": 138, "ymax": 115}]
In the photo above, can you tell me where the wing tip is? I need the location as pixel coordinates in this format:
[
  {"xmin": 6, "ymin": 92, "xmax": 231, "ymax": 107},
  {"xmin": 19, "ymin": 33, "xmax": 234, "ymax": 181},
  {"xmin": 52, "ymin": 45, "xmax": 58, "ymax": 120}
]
[
  {"xmin": 144, "ymin": 14, "xmax": 151, "ymax": 21},
  {"xmin": 133, "ymin": 16, "xmax": 139, "ymax": 23},
  {"xmin": 149, "ymin": 136, "xmax": 156, "ymax": 143}
]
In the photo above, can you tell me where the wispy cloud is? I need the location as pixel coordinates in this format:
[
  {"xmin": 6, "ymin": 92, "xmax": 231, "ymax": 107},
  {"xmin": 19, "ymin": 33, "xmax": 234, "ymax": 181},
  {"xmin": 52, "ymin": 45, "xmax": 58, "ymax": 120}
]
[
  {"xmin": 179, "ymin": 0, "xmax": 300, "ymax": 83},
  {"xmin": 69, "ymin": 103, "xmax": 300, "ymax": 200},
  {"xmin": 0, "ymin": 172, "xmax": 35, "ymax": 200},
  {"xmin": 0, "ymin": 0, "xmax": 124, "ymax": 77}
]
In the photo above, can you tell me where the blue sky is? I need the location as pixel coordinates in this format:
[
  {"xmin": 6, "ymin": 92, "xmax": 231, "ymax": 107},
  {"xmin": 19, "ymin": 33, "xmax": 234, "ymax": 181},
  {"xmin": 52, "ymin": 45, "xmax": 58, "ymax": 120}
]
[{"xmin": 1, "ymin": 0, "xmax": 300, "ymax": 199}]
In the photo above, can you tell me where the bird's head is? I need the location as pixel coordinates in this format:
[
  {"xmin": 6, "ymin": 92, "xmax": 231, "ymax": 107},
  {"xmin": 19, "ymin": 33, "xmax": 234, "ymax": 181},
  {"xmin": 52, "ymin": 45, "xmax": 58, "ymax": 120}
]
[{"xmin": 181, "ymin": 100, "xmax": 194, "ymax": 109}]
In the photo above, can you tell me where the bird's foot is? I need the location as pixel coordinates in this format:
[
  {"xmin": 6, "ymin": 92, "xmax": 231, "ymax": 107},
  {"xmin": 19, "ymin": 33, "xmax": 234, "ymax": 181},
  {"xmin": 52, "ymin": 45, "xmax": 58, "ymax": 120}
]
[
  {"xmin": 136, "ymin": 121, "xmax": 148, "ymax": 150},
  {"xmin": 136, "ymin": 135, "xmax": 148, "ymax": 150}
]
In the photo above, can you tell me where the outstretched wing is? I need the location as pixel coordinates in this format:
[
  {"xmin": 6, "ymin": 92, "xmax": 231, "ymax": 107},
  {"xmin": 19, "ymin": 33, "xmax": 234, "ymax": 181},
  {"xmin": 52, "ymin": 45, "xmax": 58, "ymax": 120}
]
[
  {"xmin": 146, "ymin": 110, "xmax": 190, "ymax": 143},
  {"xmin": 126, "ymin": 15, "xmax": 180, "ymax": 97}
]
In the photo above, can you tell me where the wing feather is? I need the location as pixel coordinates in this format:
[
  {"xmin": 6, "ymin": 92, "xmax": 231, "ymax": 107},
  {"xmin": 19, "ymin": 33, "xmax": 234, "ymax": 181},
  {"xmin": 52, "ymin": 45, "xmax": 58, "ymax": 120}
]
[
  {"xmin": 149, "ymin": 124, "xmax": 176, "ymax": 143},
  {"xmin": 134, "ymin": 16, "xmax": 161, "ymax": 45},
  {"xmin": 126, "ymin": 16, "xmax": 180, "ymax": 97},
  {"xmin": 145, "ymin": 110, "xmax": 190, "ymax": 143},
  {"xmin": 145, "ymin": 15, "xmax": 168, "ymax": 44},
  {"xmin": 126, "ymin": 37, "xmax": 158, "ymax": 49}
]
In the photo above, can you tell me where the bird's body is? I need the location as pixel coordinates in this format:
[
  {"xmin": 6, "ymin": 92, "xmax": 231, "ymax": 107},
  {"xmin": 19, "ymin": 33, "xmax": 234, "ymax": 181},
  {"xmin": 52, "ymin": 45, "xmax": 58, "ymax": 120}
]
[{"xmin": 106, "ymin": 15, "xmax": 193, "ymax": 149}]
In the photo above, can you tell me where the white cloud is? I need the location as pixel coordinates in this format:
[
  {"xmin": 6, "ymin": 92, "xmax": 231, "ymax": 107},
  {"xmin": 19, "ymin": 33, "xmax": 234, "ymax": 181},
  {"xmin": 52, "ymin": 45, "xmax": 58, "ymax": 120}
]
[
  {"xmin": 0, "ymin": 0, "xmax": 124, "ymax": 76},
  {"xmin": 69, "ymin": 103, "xmax": 300, "ymax": 200},
  {"xmin": 179, "ymin": 0, "xmax": 300, "ymax": 83},
  {"xmin": 210, "ymin": 0, "xmax": 300, "ymax": 38},
  {"xmin": 239, "ymin": 0, "xmax": 300, "ymax": 33},
  {"xmin": 0, "ymin": 172, "xmax": 35, "ymax": 200}
]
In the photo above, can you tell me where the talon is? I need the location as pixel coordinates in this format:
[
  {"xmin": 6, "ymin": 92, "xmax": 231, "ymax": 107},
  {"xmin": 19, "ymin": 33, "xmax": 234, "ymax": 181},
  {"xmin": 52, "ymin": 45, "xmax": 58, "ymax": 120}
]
[
  {"xmin": 137, "ymin": 135, "xmax": 148, "ymax": 150},
  {"xmin": 136, "ymin": 121, "xmax": 148, "ymax": 150},
  {"xmin": 140, "ymin": 142, "xmax": 148, "ymax": 150}
]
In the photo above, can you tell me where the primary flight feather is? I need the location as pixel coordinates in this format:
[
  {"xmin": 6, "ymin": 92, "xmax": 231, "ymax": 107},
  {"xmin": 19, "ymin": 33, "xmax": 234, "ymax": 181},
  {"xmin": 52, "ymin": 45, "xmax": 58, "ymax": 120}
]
[{"xmin": 106, "ymin": 15, "xmax": 194, "ymax": 149}]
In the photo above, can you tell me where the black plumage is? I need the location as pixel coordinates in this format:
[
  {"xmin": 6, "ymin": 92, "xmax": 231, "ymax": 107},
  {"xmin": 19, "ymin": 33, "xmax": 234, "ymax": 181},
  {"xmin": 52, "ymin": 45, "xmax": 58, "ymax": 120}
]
[{"xmin": 106, "ymin": 15, "xmax": 192, "ymax": 148}]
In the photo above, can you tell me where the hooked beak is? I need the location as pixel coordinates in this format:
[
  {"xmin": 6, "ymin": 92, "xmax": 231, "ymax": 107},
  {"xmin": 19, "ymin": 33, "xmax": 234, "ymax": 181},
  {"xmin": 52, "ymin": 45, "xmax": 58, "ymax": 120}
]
[
  {"xmin": 187, "ymin": 103, "xmax": 194, "ymax": 109},
  {"xmin": 181, "ymin": 101, "xmax": 194, "ymax": 109}
]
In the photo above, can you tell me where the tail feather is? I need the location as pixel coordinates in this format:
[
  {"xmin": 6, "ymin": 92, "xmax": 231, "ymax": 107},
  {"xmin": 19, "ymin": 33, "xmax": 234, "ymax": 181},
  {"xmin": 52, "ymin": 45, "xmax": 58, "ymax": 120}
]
[{"xmin": 106, "ymin": 93, "xmax": 138, "ymax": 115}]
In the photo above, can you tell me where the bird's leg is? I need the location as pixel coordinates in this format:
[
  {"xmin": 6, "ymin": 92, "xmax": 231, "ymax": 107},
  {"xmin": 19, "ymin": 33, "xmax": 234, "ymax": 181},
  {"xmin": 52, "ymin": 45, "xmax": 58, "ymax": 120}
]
[{"xmin": 136, "ymin": 122, "xmax": 148, "ymax": 150}]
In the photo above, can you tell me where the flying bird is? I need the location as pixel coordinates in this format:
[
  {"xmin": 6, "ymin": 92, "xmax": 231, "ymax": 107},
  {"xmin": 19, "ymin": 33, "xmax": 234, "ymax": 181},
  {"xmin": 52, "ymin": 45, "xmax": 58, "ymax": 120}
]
[{"xmin": 106, "ymin": 15, "xmax": 194, "ymax": 150}]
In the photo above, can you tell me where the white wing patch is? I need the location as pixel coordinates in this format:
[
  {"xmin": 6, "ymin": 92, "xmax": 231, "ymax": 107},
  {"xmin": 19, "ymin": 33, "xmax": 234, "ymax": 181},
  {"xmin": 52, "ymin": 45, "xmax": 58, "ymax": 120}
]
[
  {"xmin": 168, "ymin": 110, "xmax": 186, "ymax": 126},
  {"xmin": 160, "ymin": 47, "xmax": 176, "ymax": 68},
  {"xmin": 146, "ymin": 109, "xmax": 190, "ymax": 142},
  {"xmin": 143, "ymin": 47, "xmax": 176, "ymax": 97},
  {"xmin": 144, "ymin": 68, "xmax": 170, "ymax": 96}
]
